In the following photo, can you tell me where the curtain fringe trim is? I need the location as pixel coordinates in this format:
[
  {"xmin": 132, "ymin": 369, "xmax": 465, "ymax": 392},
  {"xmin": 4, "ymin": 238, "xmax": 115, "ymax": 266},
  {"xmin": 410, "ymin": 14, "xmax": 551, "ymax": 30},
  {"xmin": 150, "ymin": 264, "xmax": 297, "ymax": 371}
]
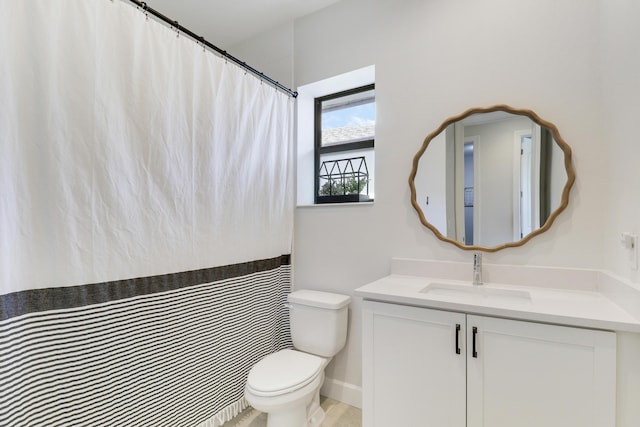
[{"xmin": 198, "ymin": 398, "xmax": 250, "ymax": 427}]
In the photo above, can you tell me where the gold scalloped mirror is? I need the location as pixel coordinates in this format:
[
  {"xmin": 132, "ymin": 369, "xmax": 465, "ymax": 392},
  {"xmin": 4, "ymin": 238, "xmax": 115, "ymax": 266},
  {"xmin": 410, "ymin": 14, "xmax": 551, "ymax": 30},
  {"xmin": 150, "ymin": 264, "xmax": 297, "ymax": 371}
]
[{"xmin": 409, "ymin": 105, "xmax": 575, "ymax": 252}]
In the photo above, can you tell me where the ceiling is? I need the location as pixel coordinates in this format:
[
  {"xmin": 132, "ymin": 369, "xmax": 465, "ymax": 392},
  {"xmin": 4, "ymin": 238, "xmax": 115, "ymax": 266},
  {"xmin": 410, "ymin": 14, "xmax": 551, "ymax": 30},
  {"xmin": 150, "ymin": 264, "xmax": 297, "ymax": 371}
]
[{"xmin": 143, "ymin": 0, "xmax": 342, "ymax": 48}]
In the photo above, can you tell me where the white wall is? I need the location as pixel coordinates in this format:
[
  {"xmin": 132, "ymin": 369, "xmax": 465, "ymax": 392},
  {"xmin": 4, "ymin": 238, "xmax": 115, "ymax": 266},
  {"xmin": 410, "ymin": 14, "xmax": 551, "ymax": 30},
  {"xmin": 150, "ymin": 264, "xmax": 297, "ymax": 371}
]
[
  {"xmin": 231, "ymin": 0, "xmax": 639, "ymax": 420},
  {"xmin": 599, "ymin": 2, "xmax": 640, "ymax": 424},
  {"xmin": 227, "ymin": 22, "xmax": 295, "ymax": 89},
  {"xmin": 289, "ymin": 0, "xmax": 605, "ymax": 270},
  {"xmin": 600, "ymin": 0, "xmax": 640, "ymax": 281}
]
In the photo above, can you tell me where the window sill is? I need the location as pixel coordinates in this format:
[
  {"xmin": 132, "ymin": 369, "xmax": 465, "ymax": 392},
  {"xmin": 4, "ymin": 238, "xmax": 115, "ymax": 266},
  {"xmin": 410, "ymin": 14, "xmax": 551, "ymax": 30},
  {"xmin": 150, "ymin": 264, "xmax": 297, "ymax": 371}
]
[{"xmin": 296, "ymin": 201, "xmax": 375, "ymax": 208}]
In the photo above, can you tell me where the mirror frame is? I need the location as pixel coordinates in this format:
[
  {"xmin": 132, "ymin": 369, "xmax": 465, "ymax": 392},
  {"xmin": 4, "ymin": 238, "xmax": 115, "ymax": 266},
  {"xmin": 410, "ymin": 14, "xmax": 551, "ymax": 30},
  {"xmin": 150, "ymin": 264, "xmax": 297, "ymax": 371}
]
[{"xmin": 409, "ymin": 104, "xmax": 576, "ymax": 252}]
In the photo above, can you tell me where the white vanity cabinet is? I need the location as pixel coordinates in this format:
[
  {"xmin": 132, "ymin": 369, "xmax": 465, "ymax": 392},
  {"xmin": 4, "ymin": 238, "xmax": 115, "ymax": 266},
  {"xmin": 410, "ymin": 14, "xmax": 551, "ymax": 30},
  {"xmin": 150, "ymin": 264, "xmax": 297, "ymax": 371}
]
[{"xmin": 362, "ymin": 300, "xmax": 617, "ymax": 427}]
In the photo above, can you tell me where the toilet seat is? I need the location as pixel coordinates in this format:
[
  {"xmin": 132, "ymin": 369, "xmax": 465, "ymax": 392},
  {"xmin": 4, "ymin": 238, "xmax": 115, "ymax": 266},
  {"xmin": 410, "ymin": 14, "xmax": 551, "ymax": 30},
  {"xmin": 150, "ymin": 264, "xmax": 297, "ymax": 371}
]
[{"xmin": 246, "ymin": 349, "xmax": 324, "ymax": 397}]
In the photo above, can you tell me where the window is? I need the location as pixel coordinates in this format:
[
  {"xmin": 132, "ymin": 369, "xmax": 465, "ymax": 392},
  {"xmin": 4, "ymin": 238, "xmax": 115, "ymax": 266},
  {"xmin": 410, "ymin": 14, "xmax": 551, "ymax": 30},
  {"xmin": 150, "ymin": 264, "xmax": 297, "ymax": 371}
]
[
  {"xmin": 295, "ymin": 65, "xmax": 375, "ymax": 206},
  {"xmin": 314, "ymin": 84, "xmax": 375, "ymax": 203}
]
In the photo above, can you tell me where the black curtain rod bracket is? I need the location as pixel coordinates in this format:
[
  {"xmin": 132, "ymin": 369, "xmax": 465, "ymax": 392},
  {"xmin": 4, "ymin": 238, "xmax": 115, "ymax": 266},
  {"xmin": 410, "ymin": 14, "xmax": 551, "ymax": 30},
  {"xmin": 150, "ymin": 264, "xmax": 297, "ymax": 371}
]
[{"xmin": 128, "ymin": 0, "xmax": 297, "ymax": 97}]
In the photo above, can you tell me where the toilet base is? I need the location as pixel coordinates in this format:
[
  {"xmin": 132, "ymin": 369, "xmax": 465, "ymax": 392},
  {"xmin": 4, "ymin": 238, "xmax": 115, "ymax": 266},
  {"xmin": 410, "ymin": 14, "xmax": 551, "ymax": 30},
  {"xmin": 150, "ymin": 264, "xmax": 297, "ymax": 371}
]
[
  {"xmin": 307, "ymin": 399, "xmax": 324, "ymax": 427},
  {"xmin": 266, "ymin": 406, "xmax": 306, "ymax": 427},
  {"xmin": 263, "ymin": 390, "xmax": 325, "ymax": 427}
]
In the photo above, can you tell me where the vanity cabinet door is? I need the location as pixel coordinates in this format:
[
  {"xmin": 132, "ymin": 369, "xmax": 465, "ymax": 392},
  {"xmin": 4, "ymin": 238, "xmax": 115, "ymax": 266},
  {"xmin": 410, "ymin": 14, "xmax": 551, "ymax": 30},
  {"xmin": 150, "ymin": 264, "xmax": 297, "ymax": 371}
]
[
  {"xmin": 466, "ymin": 315, "xmax": 616, "ymax": 427},
  {"xmin": 363, "ymin": 301, "xmax": 466, "ymax": 427}
]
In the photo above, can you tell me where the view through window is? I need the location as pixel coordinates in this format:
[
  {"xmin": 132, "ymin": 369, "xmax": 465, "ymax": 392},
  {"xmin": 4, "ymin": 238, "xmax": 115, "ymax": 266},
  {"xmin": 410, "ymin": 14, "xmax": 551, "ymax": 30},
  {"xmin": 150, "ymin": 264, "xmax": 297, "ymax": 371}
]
[{"xmin": 315, "ymin": 84, "xmax": 375, "ymax": 203}]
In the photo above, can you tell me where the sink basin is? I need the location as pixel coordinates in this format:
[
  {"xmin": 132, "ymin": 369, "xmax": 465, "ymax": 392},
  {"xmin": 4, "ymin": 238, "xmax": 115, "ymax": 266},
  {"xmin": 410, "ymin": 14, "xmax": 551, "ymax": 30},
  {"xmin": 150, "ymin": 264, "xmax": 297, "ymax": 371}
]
[{"xmin": 420, "ymin": 282, "xmax": 531, "ymax": 302}]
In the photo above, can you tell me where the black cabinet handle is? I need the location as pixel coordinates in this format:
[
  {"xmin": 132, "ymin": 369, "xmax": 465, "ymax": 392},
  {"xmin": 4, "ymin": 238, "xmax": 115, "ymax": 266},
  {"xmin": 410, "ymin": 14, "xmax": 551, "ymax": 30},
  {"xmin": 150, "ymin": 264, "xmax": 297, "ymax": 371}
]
[
  {"xmin": 455, "ymin": 324, "xmax": 461, "ymax": 355},
  {"xmin": 472, "ymin": 326, "xmax": 478, "ymax": 358}
]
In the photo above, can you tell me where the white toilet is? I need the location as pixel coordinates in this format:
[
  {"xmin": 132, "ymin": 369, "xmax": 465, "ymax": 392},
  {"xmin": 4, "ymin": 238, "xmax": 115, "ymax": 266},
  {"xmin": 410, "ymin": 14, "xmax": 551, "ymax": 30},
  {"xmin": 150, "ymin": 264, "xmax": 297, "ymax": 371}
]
[{"xmin": 244, "ymin": 289, "xmax": 351, "ymax": 427}]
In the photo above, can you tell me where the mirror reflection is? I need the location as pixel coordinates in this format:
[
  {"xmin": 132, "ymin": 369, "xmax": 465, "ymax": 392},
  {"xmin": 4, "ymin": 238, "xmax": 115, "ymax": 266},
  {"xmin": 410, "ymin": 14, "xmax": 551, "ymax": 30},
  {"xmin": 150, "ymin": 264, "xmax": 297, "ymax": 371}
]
[{"xmin": 409, "ymin": 106, "xmax": 575, "ymax": 251}]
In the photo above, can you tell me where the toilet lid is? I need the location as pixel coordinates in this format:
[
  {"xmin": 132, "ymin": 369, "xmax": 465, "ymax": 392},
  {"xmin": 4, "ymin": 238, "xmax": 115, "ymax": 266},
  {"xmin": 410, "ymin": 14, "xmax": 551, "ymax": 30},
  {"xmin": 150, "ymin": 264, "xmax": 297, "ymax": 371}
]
[{"xmin": 247, "ymin": 349, "xmax": 324, "ymax": 396}]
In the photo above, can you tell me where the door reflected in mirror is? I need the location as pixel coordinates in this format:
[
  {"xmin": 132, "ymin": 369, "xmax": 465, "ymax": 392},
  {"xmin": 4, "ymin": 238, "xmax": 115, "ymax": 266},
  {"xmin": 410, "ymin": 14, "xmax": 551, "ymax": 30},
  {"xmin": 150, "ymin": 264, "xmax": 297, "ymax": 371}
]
[{"xmin": 409, "ymin": 105, "xmax": 575, "ymax": 252}]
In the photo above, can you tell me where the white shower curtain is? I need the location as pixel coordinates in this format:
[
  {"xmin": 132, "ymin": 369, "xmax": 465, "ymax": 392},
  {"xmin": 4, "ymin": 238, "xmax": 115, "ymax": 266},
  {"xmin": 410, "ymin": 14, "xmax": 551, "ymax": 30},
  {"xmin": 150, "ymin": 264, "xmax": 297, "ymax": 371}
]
[
  {"xmin": 0, "ymin": 0, "xmax": 294, "ymax": 425},
  {"xmin": 0, "ymin": 0, "xmax": 293, "ymax": 294}
]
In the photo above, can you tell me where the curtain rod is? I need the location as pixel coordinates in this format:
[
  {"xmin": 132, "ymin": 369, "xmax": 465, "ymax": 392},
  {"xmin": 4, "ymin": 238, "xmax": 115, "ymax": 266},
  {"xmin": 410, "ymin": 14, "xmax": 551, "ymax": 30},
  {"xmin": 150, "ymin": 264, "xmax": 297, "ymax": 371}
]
[{"xmin": 128, "ymin": 0, "xmax": 298, "ymax": 98}]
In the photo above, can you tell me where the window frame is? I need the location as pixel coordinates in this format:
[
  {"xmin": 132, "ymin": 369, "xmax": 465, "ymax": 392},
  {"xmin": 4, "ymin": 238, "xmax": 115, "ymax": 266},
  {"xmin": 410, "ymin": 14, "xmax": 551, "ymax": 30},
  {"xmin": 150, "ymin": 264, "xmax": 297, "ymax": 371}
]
[{"xmin": 314, "ymin": 83, "xmax": 375, "ymax": 204}]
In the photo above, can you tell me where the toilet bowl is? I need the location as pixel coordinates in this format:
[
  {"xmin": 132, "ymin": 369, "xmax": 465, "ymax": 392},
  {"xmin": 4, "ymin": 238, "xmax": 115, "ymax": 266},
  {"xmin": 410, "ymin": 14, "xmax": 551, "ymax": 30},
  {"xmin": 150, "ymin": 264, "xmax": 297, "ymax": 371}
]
[{"xmin": 244, "ymin": 290, "xmax": 350, "ymax": 427}]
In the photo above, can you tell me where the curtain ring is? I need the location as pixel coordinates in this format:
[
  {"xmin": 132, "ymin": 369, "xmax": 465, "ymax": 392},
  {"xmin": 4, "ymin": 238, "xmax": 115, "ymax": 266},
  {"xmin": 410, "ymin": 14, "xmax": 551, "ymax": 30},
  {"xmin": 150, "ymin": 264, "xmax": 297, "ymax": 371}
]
[{"xmin": 139, "ymin": 1, "xmax": 149, "ymax": 19}]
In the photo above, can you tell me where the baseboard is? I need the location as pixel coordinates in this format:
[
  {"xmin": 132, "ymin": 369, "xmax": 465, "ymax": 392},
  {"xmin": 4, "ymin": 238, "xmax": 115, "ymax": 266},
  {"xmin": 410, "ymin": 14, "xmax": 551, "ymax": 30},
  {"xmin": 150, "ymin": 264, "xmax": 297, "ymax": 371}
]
[{"xmin": 320, "ymin": 377, "xmax": 362, "ymax": 409}]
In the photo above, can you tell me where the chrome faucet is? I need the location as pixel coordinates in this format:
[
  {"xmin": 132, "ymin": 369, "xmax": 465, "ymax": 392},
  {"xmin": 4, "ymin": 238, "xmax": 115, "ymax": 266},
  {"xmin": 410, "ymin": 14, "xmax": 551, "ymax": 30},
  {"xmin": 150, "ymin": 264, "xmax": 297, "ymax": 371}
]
[{"xmin": 472, "ymin": 253, "xmax": 483, "ymax": 286}]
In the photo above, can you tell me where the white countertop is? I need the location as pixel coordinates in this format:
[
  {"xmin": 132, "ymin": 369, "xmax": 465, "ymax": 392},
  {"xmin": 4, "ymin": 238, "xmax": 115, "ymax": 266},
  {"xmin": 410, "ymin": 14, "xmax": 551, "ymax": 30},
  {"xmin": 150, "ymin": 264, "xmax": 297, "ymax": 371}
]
[{"xmin": 355, "ymin": 274, "xmax": 640, "ymax": 333}]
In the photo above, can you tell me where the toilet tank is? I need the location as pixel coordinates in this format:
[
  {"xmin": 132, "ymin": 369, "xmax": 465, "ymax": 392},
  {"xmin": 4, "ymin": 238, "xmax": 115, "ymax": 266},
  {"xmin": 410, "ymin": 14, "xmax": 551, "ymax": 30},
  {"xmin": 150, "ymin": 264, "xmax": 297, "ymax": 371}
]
[{"xmin": 287, "ymin": 290, "xmax": 350, "ymax": 358}]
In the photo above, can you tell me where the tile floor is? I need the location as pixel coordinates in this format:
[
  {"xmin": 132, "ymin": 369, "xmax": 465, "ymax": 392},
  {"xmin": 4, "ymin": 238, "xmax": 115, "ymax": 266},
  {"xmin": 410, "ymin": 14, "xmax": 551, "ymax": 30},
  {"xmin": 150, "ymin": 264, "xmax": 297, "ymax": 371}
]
[{"xmin": 223, "ymin": 396, "xmax": 362, "ymax": 427}]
